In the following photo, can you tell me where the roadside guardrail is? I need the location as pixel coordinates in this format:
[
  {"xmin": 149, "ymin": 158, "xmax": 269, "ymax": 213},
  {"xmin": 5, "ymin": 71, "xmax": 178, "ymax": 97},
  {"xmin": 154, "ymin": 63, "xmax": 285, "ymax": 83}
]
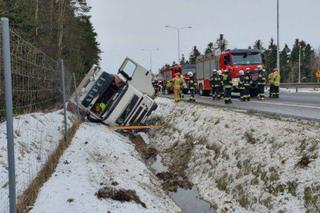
[{"xmin": 280, "ymin": 83, "xmax": 320, "ymax": 92}]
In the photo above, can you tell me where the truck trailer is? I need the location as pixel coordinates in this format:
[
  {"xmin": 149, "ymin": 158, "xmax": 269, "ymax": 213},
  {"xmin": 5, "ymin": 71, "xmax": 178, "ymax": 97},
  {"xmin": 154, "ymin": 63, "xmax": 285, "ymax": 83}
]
[
  {"xmin": 67, "ymin": 58, "xmax": 158, "ymax": 126},
  {"xmin": 196, "ymin": 49, "xmax": 264, "ymax": 96}
]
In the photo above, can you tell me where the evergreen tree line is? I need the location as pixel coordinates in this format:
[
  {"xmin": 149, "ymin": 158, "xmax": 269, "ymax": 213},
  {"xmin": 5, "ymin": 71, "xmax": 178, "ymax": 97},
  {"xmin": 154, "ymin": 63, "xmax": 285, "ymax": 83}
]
[
  {"xmin": 0, "ymin": 0, "xmax": 100, "ymax": 80},
  {"xmin": 184, "ymin": 36, "xmax": 320, "ymax": 83}
]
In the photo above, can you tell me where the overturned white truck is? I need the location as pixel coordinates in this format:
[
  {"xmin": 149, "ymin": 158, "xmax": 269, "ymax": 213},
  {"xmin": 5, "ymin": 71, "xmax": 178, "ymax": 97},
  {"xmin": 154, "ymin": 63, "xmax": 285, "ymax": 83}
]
[{"xmin": 68, "ymin": 58, "xmax": 158, "ymax": 126}]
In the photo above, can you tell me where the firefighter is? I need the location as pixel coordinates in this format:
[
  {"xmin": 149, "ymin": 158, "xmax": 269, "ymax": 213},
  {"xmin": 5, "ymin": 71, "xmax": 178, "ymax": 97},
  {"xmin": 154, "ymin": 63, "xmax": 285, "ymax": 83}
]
[
  {"xmin": 217, "ymin": 70, "xmax": 224, "ymax": 98},
  {"xmin": 238, "ymin": 70, "xmax": 246, "ymax": 101},
  {"xmin": 211, "ymin": 69, "xmax": 221, "ymax": 100},
  {"xmin": 272, "ymin": 68, "xmax": 281, "ymax": 98},
  {"xmin": 187, "ymin": 72, "xmax": 197, "ymax": 102},
  {"xmin": 268, "ymin": 71, "xmax": 274, "ymax": 98},
  {"xmin": 244, "ymin": 69, "xmax": 253, "ymax": 101},
  {"xmin": 180, "ymin": 74, "xmax": 185, "ymax": 99},
  {"xmin": 165, "ymin": 80, "xmax": 172, "ymax": 95},
  {"xmin": 172, "ymin": 73, "xmax": 186, "ymax": 102},
  {"xmin": 223, "ymin": 70, "xmax": 232, "ymax": 104},
  {"xmin": 257, "ymin": 68, "xmax": 267, "ymax": 100}
]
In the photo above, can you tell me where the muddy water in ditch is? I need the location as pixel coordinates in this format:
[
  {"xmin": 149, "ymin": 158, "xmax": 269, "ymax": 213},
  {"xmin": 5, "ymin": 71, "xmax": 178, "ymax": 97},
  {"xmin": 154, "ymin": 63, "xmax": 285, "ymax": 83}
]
[
  {"xmin": 130, "ymin": 135, "xmax": 215, "ymax": 213},
  {"xmin": 150, "ymin": 155, "xmax": 215, "ymax": 213}
]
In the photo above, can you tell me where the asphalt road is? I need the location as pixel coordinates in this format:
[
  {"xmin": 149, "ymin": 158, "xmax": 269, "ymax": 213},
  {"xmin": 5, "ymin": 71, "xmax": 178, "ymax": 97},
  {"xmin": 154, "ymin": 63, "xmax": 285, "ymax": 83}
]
[{"xmin": 162, "ymin": 91, "xmax": 320, "ymax": 121}]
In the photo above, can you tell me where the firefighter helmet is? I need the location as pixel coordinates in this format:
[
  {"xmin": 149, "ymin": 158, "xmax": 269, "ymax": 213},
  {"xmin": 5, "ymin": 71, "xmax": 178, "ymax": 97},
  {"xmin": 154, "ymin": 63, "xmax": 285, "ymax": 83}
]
[
  {"xmin": 239, "ymin": 70, "xmax": 244, "ymax": 75},
  {"xmin": 188, "ymin": 72, "xmax": 193, "ymax": 77},
  {"xmin": 217, "ymin": 70, "xmax": 222, "ymax": 75}
]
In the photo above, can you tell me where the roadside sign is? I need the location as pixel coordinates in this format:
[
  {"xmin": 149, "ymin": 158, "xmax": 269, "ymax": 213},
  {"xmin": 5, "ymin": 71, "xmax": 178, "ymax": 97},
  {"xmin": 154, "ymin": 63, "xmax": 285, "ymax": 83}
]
[{"xmin": 316, "ymin": 70, "xmax": 320, "ymax": 78}]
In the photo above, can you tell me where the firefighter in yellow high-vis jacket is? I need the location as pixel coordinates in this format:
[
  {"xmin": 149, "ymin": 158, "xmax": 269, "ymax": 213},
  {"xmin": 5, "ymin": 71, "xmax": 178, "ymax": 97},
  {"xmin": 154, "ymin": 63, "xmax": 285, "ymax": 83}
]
[{"xmin": 172, "ymin": 73, "xmax": 186, "ymax": 102}]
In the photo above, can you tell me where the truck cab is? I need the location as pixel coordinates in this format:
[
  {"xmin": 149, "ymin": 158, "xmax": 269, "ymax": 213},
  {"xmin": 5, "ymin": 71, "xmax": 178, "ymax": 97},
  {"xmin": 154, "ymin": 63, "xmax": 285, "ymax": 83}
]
[
  {"xmin": 68, "ymin": 58, "xmax": 158, "ymax": 126},
  {"xmin": 220, "ymin": 49, "xmax": 264, "ymax": 95}
]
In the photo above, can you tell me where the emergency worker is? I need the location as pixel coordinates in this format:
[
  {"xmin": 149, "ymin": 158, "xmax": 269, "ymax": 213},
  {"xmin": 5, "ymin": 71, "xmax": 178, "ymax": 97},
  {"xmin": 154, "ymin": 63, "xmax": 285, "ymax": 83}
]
[
  {"xmin": 244, "ymin": 70, "xmax": 253, "ymax": 101},
  {"xmin": 180, "ymin": 74, "xmax": 185, "ymax": 99},
  {"xmin": 223, "ymin": 70, "xmax": 233, "ymax": 104},
  {"xmin": 217, "ymin": 70, "xmax": 224, "ymax": 98},
  {"xmin": 268, "ymin": 71, "xmax": 274, "ymax": 98},
  {"xmin": 211, "ymin": 69, "xmax": 222, "ymax": 100},
  {"xmin": 165, "ymin": 80, "xmax": 172, "ymax": 95},
  {"xmin": 238, "ymin": 70, "xmax": 246, "ymax": 101},
  {"xmin": 187, "ymin": 72, "xmax": 197, "ymax": 102},
  {"xmin": 272, "ymin": 68, "xmax": 281, "ymax": 98},
  {"xmin": 172, "ymin": 73, "xmax": 186, "ymax": 102},
  {"xmin": 257, "ymin": 68, "xmax": 267, "ymax": 100}
]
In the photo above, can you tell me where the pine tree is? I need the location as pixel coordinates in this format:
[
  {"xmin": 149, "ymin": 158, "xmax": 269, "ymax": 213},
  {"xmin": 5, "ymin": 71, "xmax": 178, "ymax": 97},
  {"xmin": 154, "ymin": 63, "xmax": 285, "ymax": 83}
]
[
  {"xmin": 265, "ymin": 38, "xmax": 277, "ymax": 73},
  {"xmin": 254, "ymin": 40, "xmax": 264, "ymax": 50},
  {"xmin": 216, "ymin": 34, "xmax": 228, "ymax": 51},
  {"xmin": 280, "ymin": 44, "xmax": 291, "ymax": 82},
  {"xmin": 180, "ymin": 54, "xmax": 186, "ymax": 65},
  {"xmin": 189, "ymin": 46, "xmax": 201, "ymax": 64},
  {"xmin": 204, "ymin": 42, "xmax": 214, "ymax": 55}
]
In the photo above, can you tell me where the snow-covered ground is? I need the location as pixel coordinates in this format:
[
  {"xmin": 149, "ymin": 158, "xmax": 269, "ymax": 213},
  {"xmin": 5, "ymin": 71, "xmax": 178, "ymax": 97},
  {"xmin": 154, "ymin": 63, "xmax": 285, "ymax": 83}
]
[
  {"xmin": 280, "ymin": 87, "xmax": 320, "ymax": 94},
  {"xmin": 148, "ymin": 97, "xmax": 320, "ymax": 213},
  {"xmin": 0, "ymin": 110, "xmax": 73, "ymax": 213},
  {"xmin": 31, "ymin": 123, "xmax": 180, "ymax": 213}
]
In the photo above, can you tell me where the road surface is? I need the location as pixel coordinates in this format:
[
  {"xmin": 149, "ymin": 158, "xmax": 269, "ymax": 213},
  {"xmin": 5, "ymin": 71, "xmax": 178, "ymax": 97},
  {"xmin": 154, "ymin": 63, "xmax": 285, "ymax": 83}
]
[{"xmin": 161, "ymin": 91, "xmax": 320, "ymax": 121}]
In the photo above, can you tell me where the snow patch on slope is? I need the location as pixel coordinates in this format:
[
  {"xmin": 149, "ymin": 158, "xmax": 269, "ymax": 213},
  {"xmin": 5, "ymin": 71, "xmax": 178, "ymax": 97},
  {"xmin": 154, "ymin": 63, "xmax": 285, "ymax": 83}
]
[
  {"xmin": 148, "ymin": 97, "xmax": 320, "ymax": 213},
  {"xmin": 0, "ymin": 110, "xmax": 73, "ymax": 213},
  {"xmin": 31, "ymin": 123, "xmax": 180, "ymax": 213}
]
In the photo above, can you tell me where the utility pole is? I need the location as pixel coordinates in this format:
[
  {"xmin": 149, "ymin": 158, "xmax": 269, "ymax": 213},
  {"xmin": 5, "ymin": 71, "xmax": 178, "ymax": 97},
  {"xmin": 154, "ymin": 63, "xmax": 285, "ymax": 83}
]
[
  {"xmin": 165, "ymin": 25, "xmax": 192, "ymax": 63},
  {"xmin": 141, "ymin": 48, "xmax": 159, "ymax": 72},
  {"xmin": 298, "ymin": 45, "xmax": 301, "ymax": 84},
  {"xmin": 276, "ymin": 0, "xmax": 280, "ymax": 71}
]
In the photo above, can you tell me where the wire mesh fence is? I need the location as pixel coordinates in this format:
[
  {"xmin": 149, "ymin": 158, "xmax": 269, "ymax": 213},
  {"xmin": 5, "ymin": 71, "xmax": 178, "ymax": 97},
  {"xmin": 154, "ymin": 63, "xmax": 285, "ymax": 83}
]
[
  {"xmin": 0, "ymin": 29, "xmax": 64, "ymax": 120},
  {"xmin": 0, "ymin": 18, "xmax": 75, "ymax": 213}
]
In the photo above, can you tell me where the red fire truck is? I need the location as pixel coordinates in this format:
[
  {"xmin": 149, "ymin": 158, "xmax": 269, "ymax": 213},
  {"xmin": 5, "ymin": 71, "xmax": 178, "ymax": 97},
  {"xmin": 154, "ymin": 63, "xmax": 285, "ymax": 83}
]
[
  {"xmin": 162, "ymin": 64, "xmax": 196, "ymax": 81},
  {"xmin": 196, "ymin": 49, "xmax": 264, "ymax": 96}
]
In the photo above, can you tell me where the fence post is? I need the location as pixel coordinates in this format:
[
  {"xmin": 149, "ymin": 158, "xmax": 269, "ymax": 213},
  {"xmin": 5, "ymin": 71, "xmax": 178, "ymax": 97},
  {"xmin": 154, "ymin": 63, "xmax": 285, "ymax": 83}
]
[
  {"xmin": 1, "ymin": 17, "xmax": 16, "ymax": 213},
  {"xmin": 60, "ymin": 59, "xmax": 68, "ymax": 143},
  {"xmin": 72, "ymin": 72, "xmax": 80, "ymax": 117}
]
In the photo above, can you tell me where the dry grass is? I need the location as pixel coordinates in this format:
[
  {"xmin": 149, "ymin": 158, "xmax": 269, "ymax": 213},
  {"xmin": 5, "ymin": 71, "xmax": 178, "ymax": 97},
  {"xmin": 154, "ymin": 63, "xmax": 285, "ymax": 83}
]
[{"xmin": 16, "ymin": 120, "xmax": 82, "ymax": 213}]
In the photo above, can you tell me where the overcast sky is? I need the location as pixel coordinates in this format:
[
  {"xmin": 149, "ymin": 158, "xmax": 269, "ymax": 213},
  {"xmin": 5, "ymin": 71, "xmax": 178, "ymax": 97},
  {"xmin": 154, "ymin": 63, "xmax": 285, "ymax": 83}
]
[{"xmin": 86, "ymin": 0, "xmax": 320, "ymax": 73}]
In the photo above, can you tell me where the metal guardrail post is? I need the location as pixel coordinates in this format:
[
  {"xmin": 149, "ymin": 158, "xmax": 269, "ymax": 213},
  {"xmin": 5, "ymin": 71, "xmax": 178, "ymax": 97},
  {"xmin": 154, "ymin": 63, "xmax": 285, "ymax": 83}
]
[
  {"xmin": 1, "ymin": 17, "xmax": 17, "ymax": 213},
  {"xmin": 60, "ymin": 59, "xmax": 68, "ymax": 142}
]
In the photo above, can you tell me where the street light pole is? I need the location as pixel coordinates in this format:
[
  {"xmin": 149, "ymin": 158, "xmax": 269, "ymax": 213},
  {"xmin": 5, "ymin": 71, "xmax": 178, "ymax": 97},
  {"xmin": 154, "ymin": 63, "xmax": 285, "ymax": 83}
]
[
  {"xmin": 277, "ymin": 0, "xmax": 280, "ymax": 71},
  {"xmin": 298, "ymin": 45, "xmax": 301, "ymax": 84},
  {"xmin": 141, "ymin": 48, "xmax": 159, "ymax": 72},
  {"xmin": 165, "ymin": 25, "xmax": 192, "ymax": 63}
]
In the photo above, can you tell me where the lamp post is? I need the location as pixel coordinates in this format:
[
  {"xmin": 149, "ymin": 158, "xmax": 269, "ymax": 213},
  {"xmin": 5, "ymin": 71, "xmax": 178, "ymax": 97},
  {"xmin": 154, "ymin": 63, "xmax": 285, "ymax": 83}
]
[
  {"xmin": 298, "ymin": 44, "xmax": 301, "ymax": 84},
  {"xmin": 141, "ymin": 48, "xmax": 159, "ymax": 72},
  {"xmin": 276, "ymin": 0, "xmax": 280, "ymax": 72},
  {"xmin": 165, "ymin": 25, "xmax": 192, "ymax": 63}
]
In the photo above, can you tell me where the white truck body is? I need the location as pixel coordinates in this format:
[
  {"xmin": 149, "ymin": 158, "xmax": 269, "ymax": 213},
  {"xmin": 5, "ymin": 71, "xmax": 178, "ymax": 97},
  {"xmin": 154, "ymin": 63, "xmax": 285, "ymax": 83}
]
[{"xmin": 68, "ymin": 58, "xmax": 157, "ymax": 126}]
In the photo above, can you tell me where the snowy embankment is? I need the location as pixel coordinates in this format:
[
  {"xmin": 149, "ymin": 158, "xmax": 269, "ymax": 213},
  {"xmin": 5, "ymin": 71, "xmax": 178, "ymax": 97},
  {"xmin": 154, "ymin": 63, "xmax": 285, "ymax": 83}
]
[
  {"xmin": 31, "ymin": 123, "xmax": 180, "ymax": 213},
  {"xmin": 148, "ymin": 97, "xmax": 320, "ymax": 213},
  {"xmin": 0, "ymin": 110, "xmax": 73, "ymax": 212}
]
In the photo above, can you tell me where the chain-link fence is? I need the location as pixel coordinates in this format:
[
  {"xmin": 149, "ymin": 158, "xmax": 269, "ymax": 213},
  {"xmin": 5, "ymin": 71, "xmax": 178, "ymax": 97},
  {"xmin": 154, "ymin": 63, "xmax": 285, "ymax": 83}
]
[{"xmin": 0, "ymin": 18, "xmax": 76, "ymax": 213}]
